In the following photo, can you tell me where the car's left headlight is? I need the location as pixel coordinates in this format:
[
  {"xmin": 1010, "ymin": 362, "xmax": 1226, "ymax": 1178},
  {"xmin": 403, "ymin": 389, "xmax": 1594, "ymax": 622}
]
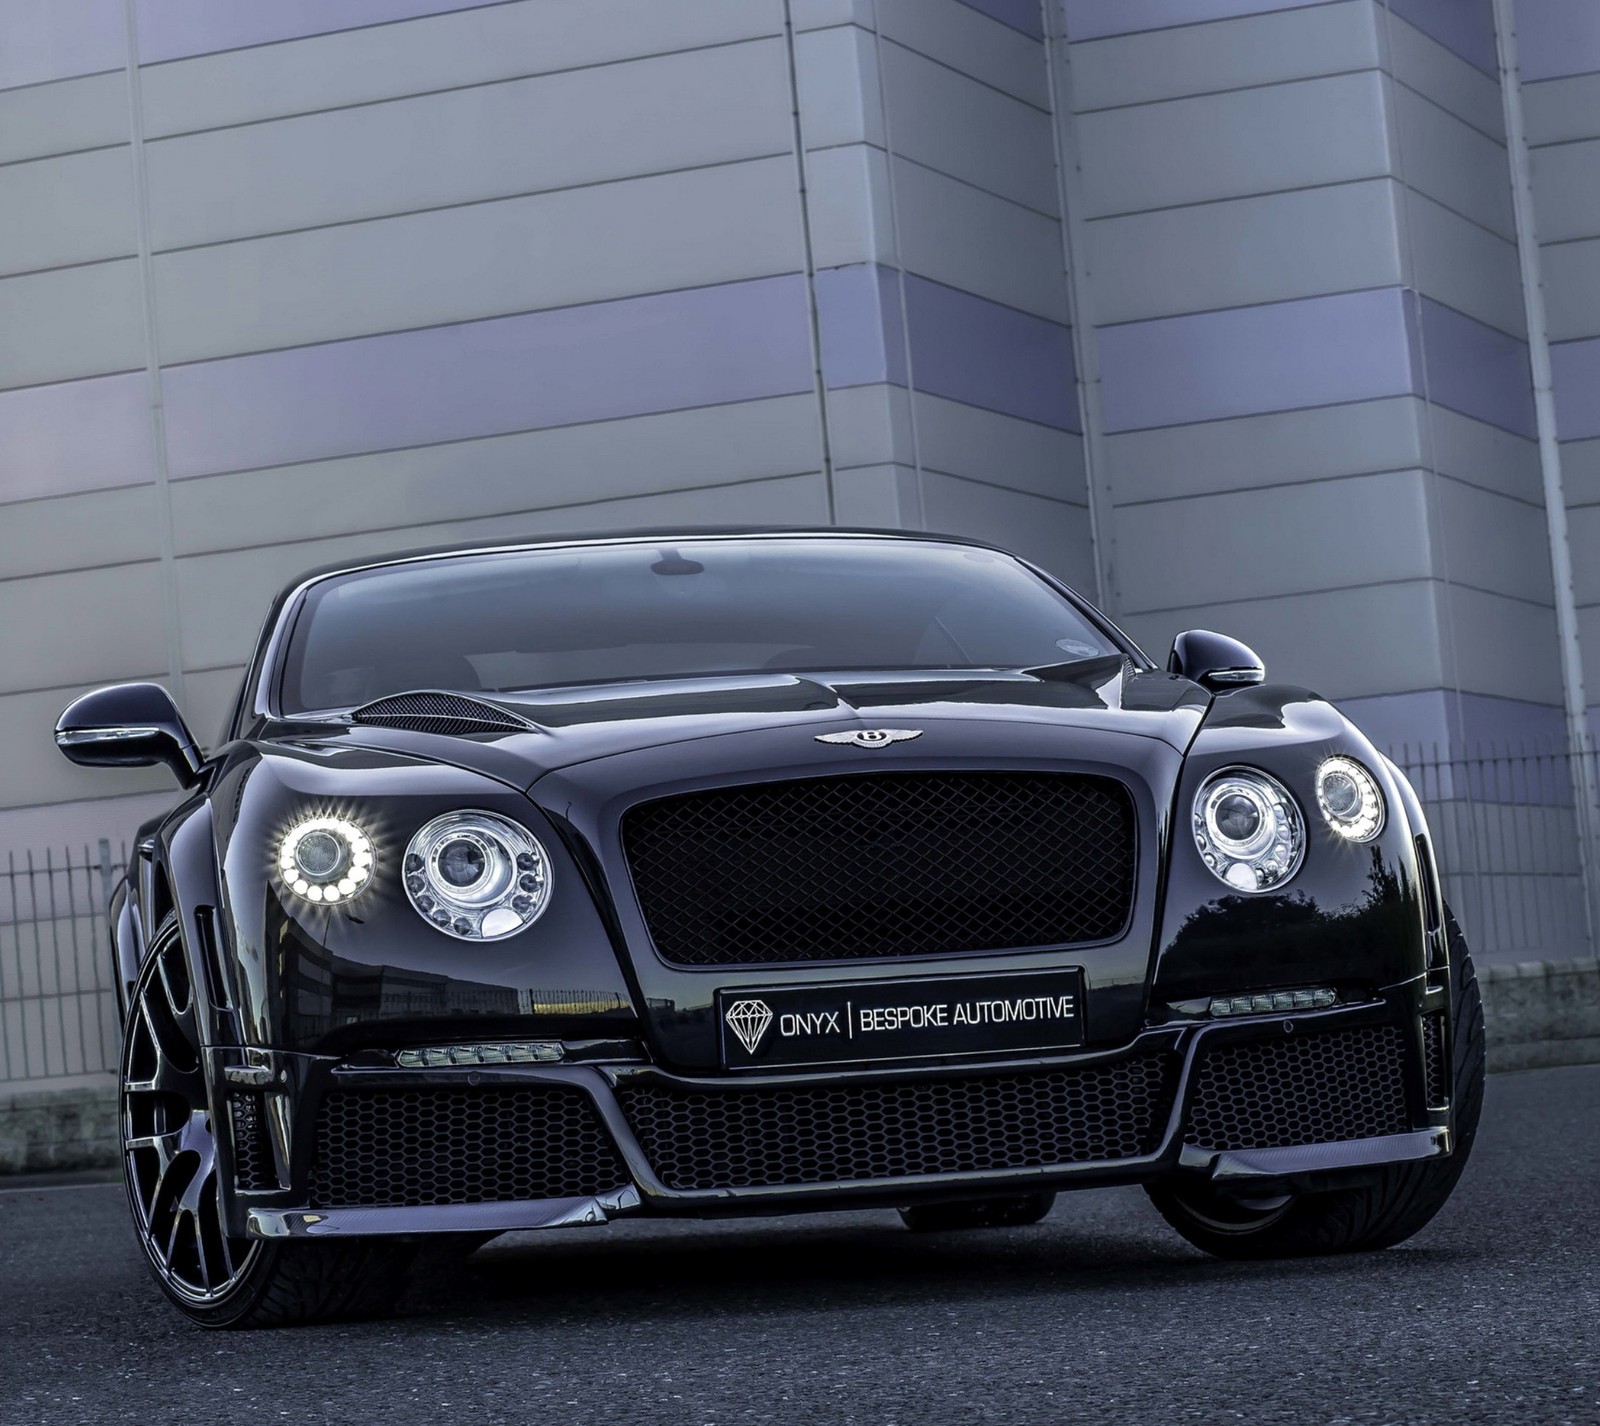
[
  {"xmin": 403, "ymin": 810, "xmax": 552, "ymax": 940},
  {"xmin": 1193, "ymin": 767, "xmax": 1305, "ymax": 893}
]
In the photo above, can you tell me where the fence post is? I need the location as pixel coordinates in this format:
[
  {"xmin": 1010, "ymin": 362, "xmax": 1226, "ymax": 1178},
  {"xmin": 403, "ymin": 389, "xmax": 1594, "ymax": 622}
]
[{"xmin": 96, "ymin": 838, "xmax": 114, "ymax": 913}]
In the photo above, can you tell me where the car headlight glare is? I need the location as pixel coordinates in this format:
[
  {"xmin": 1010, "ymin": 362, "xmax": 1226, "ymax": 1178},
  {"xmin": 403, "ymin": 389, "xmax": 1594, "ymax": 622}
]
[
  {"xmin": 1193, "ymin": 768, "xmax": 1305, "ymax": 892},
  {"xmin": 404, "ymin": 811, "xmax": 551, "ymax": 940},
  {"xmin": 278, "ymin": 816, "xmax": 373, "ymax": 904},
  {"xmin": 1316, "ymin": 756, "xmax": 1384, "ymax": 841}
]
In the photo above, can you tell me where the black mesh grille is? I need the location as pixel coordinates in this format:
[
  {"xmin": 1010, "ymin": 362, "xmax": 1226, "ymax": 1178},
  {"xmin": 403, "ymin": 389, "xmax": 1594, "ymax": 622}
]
[
  {"xmin": 228, "ymin": 1094, "xmax": 276, "ymax": 1191},
  {"xmin": 624, "ymin": 772, "xmax": 1137, "ymax": 967},
  {"xmin": 1185, "ymin": 1025, "xmax": 1410, "ymax": 1153},
  {"xmin": 1421, "ymin": 1013, "xmax": 1448, "ymax": 1107},
  {"xmin": 350, "ymin": 691, "xmax": 531, "ymax": 736},
  {"xmin": 617, "ymin": 1057, "xmax": 1175, "ymax": 1191},
  {"xmin": 310, "ymin": 1087, "xmax": 628, "ymax": 1207}
]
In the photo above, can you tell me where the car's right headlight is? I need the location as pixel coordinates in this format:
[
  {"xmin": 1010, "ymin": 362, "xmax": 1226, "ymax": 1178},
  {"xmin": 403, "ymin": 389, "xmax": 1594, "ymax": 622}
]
[
  {"xmin": 1192, "ymin": 767, "xmax": 1305, "ymax": 893},
  {"xmin": 403, "ymin": 810, "xmax": 551, "ymax": 940}
]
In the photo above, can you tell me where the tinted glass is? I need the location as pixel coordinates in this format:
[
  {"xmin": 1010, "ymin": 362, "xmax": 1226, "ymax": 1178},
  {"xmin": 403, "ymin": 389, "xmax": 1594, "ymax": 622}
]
[{"xmin": 278, "ymin": 538, "xmax": 1119, "ymax": 713}]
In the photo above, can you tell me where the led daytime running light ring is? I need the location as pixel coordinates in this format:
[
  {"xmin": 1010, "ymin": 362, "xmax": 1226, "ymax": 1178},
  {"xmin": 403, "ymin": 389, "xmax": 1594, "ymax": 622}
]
[
  {"xmin": 1316, "ymin": 755, "xmax": 1385, "ymax": 842},
  {"xmin": 278, "ymin": 816, "xmax": 374, "ymax": 905}
]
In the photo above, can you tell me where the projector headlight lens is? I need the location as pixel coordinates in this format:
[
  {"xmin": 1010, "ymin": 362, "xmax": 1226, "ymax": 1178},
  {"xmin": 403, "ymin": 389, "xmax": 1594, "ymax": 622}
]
[
  {"xmin": 404, "ymin": 811, "xmax": 550, "ymax": 940},
  {"xmin": 1316, "ymin": 755, "xmax": 1385, "ymax": 841},
  {"xmin": 278, "ymin": 816, "xmax": 373, "ymax": 904},
  {"xmin": 1193, "ymin": 768, "xmax": 1305, "ymax": 893}
]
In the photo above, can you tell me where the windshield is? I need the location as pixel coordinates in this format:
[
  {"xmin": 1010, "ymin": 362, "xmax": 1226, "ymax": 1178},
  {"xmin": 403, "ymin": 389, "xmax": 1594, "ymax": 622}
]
[{"xmin": 276, "ymin": 538, "xmax": 1122, "ymax": 714}]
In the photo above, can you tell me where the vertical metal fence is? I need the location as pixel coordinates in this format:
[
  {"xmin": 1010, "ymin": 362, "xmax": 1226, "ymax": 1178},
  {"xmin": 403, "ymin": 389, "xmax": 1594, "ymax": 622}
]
[
  {"xmin": 1, "ymin": 744, "xmax": 1598, "ymax": 1090},
  {"xmin": 1394, "ymin": 742, "xmax": 1600, "ymax": 968},
  {"xmin": 0, "ymin": 840, "xmax": 125, "ymax": 1088}
]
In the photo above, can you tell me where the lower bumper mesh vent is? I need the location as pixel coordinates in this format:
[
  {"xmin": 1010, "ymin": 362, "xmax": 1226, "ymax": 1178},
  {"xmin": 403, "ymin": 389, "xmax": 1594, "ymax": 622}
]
[
  {"xmin": 228, "ymin": 1093, "xmax": 276, "ymax": 1191},
  {"xmin": 1421, "ymin": 1013, "xmax": 1449, "ymax": 1107},
  {"xmin": 1185, "ymin": 1024, "xmax": 1410, "ymax": 1153},
  {"xmin": 617, "ymin": 1057, "xmax": 1176, "ymax": 1192},
  {"xmin": 310, "ymin": 1086, "xmax": 628, "ymax": 1207}
]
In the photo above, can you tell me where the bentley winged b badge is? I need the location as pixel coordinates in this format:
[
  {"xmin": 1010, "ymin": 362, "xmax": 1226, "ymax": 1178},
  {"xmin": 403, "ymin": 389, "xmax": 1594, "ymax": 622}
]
[{"xmin": 814, "ymin": 728, "xmax": 924, "ymax": 749}]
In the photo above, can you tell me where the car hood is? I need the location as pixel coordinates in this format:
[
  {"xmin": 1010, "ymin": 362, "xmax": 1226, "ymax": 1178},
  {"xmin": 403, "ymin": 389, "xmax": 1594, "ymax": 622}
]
[{"xmin": 266, "ymin": 657, "xmax": 1212, "ymax": 790}]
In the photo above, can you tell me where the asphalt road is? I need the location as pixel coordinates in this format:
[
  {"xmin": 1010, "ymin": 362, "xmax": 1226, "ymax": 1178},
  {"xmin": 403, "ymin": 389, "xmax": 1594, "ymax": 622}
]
[{"xmin": 2, "ymin": 1065, "xmax": 1597, "ymax": 1426}]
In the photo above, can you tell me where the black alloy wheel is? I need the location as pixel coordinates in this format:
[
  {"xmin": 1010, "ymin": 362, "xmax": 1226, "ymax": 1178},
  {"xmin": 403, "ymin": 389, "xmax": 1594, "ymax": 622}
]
[
  {"xmin": 1147, "ymin": 906, "xmax": 1485, "ymax": 1259},
  {"xmin": 121, "ymin": 914, "xmax": 416, "ymax": 1327},
  {"xmin": 122, "ymin": 916, "xmax": 260, "ymax": 1307}
]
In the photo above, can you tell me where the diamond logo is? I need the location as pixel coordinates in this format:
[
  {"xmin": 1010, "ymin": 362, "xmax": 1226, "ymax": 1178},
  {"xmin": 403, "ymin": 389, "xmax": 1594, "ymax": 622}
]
[{"xmin": 724, "ymin": 999, "xmax": 774, "ymax": 1055}]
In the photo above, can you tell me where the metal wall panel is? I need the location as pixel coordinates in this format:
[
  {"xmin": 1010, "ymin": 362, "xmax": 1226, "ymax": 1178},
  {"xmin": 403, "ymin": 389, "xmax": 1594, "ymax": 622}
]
[
  {"xmin": 165, "ymin": 397, "xmax": 822, "ymax": 555},
  {"xmin": 152, "ymin": 158, "xmax": 807, "ymax": 362},
  {"xmin": 0, "ymin": 72, "xmax": 128, "ymax": 164},
  {"xmin": 1069, "ymin": 0, "xmax": 1375, "ymax": 111},
  {"xmin": 888, "ymin": 160, "xmax": 1069, "ymax": 320},
  {"xmin": 0, "ymin": 262, "xmax": 144, "ymax": 390},
  {"xmin": 0, "ymin": 373, "xmax": 155, "ymax": 500},
  {"xmin": 1096, "ymin": 287, "xmax": 1417, "ymax": 432},
  {"xmin": 137, "ymin": 0, "xmax": 781, "ymax": 136},
  {"xmin": 160, "ymin": 274, "xmax": 817, "ymax": 478},
  {"xmin": 0, "ymin": 147, "xmax": 137, "ymax": 277},
  {"xmin": 1064, "ymin": 0, "xmax": 1343, "ymax": 43},
  {"xmin": 0, "ymin": 0, "xmax": 124, "ymax": 90},
  {"xmin": 1403, "ymin": 193, "xmax": 1525, "ymax": 336},
  {"xmin": 143, "ymin": 39, "xmax": 793, "ymax": 249},
  {"xmin": 0, "ymin": 563, "xmax": 168, "ymax": 695},
  {"xmin": 1084, "ymin": 180, "xmax": 1404, "ymax": 324},
  {"xmin": 1075, "ymin": 72, "xmax": 1391, "ymax": 218},
  {"xmin": 876, "ymin": 40, "xmax": 1058, "ymax": 213},
  {"xmin": 1103, "ymin": 396, "xmax": 1423, "ymax": 504},
  {"xmin": 0, "ymin": 485, "xmax": 162, "ymax": 583},
  {"xmin": 1115, "ymin": 470, "xmax": 1433, "ymax": 612}
]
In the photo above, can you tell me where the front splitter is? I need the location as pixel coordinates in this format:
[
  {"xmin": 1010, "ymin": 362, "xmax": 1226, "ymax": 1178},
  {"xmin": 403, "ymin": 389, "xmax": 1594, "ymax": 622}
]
[{"xmin": 247, "ymin": 1184, "xmax": 643, "ymax": 1239}]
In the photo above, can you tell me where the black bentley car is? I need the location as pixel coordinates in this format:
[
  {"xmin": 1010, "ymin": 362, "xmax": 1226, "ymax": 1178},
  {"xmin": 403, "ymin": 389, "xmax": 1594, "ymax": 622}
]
[{"xmin": 57, "ymin": 530, "xmax": 1483, "ymax": 1327}]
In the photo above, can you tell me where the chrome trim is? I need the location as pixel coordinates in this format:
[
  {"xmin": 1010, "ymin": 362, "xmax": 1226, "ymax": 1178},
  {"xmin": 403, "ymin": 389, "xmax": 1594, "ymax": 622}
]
[{"xmin": 55, "ymin": 726, "xmax": 162, "ymax": 746}]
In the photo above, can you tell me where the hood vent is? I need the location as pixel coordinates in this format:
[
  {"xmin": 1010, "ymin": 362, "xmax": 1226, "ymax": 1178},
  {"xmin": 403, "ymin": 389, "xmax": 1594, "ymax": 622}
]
[{"xmin": 349, "ymin": 690, "xmax": 535, "ymax": 737}]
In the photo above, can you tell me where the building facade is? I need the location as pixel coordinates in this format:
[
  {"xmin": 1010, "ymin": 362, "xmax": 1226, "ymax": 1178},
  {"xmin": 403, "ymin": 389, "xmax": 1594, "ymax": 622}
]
[{"xmin": 1, "ymin": 0, "xmax": 1597, "ymax": 867}]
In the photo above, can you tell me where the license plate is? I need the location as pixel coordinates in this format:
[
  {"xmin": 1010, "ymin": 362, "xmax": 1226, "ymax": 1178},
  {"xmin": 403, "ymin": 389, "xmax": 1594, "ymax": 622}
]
[{"xmin": 716, "ymin": 968, "xmax": 1086, "ymax": 1070}]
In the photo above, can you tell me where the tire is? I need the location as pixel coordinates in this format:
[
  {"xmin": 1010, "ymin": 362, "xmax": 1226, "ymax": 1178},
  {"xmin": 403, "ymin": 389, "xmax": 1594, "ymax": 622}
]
[
  {"xmin": 900, "ymin": 1192, "xmax": 1056, "ymax": 1233},
  {"xmin": 121, "ymin": 914, "xmax": 417, "ymax": 1327},
  {"xmin": 1146, "ymin": 906, "xmax": 1485, "ymax": 1260}
]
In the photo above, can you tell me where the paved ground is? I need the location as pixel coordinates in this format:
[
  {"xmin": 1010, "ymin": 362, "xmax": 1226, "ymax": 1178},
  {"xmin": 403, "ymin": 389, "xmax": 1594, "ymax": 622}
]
[{"xmin": 1, "ymin": 1066, "xmax": 1596, "ymax": 1426}]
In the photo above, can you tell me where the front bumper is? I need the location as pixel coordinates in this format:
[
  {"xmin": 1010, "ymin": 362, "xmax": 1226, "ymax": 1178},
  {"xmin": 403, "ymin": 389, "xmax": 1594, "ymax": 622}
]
[{"xmin": 227, "ymin": 985, "xmax": 1454, "ymax": 1242}]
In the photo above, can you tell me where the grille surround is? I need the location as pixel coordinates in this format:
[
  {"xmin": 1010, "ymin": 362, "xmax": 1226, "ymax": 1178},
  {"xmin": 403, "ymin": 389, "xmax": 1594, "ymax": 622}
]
[
  {"xmin": 623, "ymin": 771, "xmax": 1138, "ymax": 968},
  {"xmin": 310, "ymin": 1086, "xmax": 628, "ymax": 1208},
  {"xmin": 1184, "ymin": 1024, "xmax": 1411, "ymax": 1153},
  {"xmin": 617, "ymin": 1057, "xmax": 1176, "ymax": 1191}
]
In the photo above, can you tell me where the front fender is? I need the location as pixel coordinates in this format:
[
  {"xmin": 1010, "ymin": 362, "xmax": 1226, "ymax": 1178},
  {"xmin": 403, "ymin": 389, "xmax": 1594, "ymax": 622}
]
[
  {"xmin": 1150, "ymin": 684, "xmax": 1430, "ymax": 1009},
  {"xmin": 209, "ymin": 740, "xmax": 640, "ymax": 1055}
]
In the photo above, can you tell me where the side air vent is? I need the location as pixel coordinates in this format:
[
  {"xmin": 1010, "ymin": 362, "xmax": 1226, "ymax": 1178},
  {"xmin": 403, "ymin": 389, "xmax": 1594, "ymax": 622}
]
[{"xmin": 350, "ymin": 690, "xmax": 534, "ymax": 737}]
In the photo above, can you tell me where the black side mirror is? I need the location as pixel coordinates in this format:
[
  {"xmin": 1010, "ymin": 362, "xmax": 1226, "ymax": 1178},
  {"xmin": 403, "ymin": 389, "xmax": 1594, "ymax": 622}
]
[
  {"xmin": 55, "ymin": 682, "xmax": 203, "ymax": 788},
  {"xmin": 1168, "ymin": 630, "xmax": 1266, "ymax": 692}
]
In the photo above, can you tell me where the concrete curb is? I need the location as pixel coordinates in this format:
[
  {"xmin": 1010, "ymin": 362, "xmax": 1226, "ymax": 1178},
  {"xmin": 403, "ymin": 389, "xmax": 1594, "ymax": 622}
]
[
  {"xmin": 1, "ymin": 964, "xmax": 1596, "ymax": 1174},
  {"xmin": 1481, "ymin": 955, "xmax": 1600, "ymax": 1072},
  {"xmin": 0, "ymin": 1086, "xmax": 119, "ymax": 1175}
]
